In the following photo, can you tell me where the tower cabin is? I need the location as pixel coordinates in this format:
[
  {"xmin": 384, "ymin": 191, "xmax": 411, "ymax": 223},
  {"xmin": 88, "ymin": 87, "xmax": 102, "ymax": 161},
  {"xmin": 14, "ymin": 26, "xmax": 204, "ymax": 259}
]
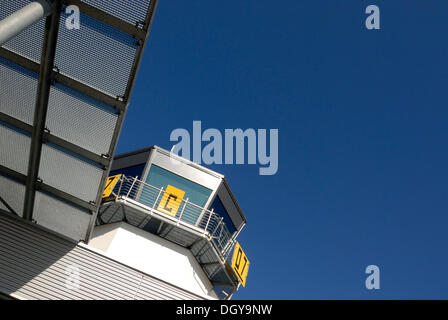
[{"xmin": 89, "ymin": 146, "xmax": 247, "ymax": 299}]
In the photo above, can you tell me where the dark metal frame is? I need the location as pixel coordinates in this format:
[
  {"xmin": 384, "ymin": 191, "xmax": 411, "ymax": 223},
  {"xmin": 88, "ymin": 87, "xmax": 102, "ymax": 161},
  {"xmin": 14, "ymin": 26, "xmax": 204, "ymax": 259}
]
[
  {"xmin": 61, "ymin": 0, "xmax": 147, "ymax": 39},
  {"xmin": 0, "ymin": 164, "xmax": 96, "ymax": 211},
  {"xmin": 84, "ymin": 0, "xmax": 159, "ymax": 242},
  {"xmin": 0, "ymin": 111, "xmax": 109, "ymax": 167},
  {"xmin": 23, "ymin": 0, "xmax": 62, "ymax": 221},
  {"xmin": 0, "ymin": 0, "xmax": 159, "ymax": 239},
  {"xmin": 0, "ymin": 48, "xmax": 126, "ymax": 111}
]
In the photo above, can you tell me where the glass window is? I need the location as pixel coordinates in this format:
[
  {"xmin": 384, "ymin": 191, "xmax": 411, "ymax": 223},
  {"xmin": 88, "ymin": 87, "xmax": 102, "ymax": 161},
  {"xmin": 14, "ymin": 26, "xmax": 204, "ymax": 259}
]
[
  {"xmin": 140, "ymin": 165, "xmax": 212, "ymax": 225},
  {"xmin": 209, "ymin": 196, "xmax": 237, "ymax": 237}
]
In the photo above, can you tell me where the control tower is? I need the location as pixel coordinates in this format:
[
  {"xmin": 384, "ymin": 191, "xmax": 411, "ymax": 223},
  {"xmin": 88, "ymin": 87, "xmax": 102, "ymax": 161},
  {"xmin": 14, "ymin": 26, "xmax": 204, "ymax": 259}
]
[{"xmin": 91, "ymin": 146, "xmax": 249, "ymax": 299}]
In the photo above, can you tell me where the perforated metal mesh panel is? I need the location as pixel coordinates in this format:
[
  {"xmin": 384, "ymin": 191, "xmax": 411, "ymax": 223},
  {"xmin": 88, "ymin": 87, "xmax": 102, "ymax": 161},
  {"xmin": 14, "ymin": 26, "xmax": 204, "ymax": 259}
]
[
  {"xmin": 39, "ymin": 144, "xmax": 104, "ymax": 202},
  {"xmin": 0, "ymin": 122, "xmax": 31, "ymax": 175},
  {"xmin": 0, "ymin": 174, "xmax": 26, "ymax": 217},
  {"xmin": 33, "ymin": 191, "xmax": 91, "ymax": 240},
  {"xmin": 0, "ymin": 0, "xmax": 45, "ymax": 63},
  {"xmin": 82, "ymin": 0, "xmax": 152, "ymax": 26},
  {"xmin": 47, "ymin": 83, "xmax": 118, "ymax": 155},
  {"xmin": 0, "ymin": 57, "xmax": 38, "ymax": 125},
  {"xmin": 55, "ymin": 11, "xmax": 138, "ymax": 97},
  {"xmin": 98, "ymin": 203, "xmax": 124, "ymax": 224},
  {"xmin": 0, "ymin": 0, "xmax": 157, "ymax": 241},
  {"xmin": 162, "ymin": 226, "xmax": 199, "ymax": 248}
]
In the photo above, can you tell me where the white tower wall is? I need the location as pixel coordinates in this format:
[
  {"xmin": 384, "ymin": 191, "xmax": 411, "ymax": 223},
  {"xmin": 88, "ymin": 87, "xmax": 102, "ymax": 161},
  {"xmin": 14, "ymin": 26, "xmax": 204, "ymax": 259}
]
[{"xmin": 89, "ymin": 222, "xmax": 219, "ymax": 300}]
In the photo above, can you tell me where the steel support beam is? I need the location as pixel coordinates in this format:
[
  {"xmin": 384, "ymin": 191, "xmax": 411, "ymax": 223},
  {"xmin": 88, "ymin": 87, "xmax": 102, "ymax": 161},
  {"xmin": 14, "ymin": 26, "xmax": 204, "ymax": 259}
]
[
  {"xmin": 38, "ymin": 182, "xmax": 96, "ymax": 211},
  {"xmin": 0, "ymin": 48, "xmax": 127, "ymax": 111},
  {"xmin": 0, "ymin": 112, "xmax": 110, "ymax": 167},
  {"xmin": 84, "ymin": 102, "xmax": 126, "ymax": 241},
  {"xmin": 123, "ymin": 0, "xmax": 159, "ymax": 102},
  {"xmin": 0, "ymin": 165, "xmax": 26, "ymax": 184},
  {"xmin": 52, "ymin": 71, "xmax": 127, "ymax": 111},
  {"xmin": 62, "ymin": 0, "xmax": 147, "ymax": 39},
  {"xmin": 0, "ymin": 165, "xmax": 95, "ymax": 212},
  {"xmin": 23, "ymin": 1, "xmax": 62, "ymax": 221},
  {"xmin": 84, "ymin": 0, "xmax": 159, "ymax": 243},
  {"xmin": 0, "ymin": 0, "xmax": 52, "ymax": 46}
]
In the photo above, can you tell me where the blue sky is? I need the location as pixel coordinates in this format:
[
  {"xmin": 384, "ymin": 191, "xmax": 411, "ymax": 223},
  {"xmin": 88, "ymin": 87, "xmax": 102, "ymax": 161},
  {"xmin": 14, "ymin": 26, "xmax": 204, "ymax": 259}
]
[{"xmin": 116, "ymin": 0, "xmax": 448, "ymax": 299}]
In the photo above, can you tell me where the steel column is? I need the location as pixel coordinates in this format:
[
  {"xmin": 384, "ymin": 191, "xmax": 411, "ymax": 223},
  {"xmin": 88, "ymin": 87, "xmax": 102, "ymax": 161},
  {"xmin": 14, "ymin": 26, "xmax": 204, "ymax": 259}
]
[{"xmin": 23, "ymin": 1, "xmax": 62, "ymax": 221}]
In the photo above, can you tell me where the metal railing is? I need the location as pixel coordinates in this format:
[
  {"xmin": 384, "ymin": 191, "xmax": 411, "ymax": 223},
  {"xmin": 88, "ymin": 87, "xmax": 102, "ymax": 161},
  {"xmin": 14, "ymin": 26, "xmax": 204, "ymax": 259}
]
[{"xmin": 108, "ymin": 175, "xmax": 237, "ymax": 260}]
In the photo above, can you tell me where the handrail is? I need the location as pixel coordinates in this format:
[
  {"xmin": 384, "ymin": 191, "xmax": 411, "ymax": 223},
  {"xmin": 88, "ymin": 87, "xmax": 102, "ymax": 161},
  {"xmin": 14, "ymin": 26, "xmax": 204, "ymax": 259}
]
[{"xmin": 109, "ymin": 175, "xmax": 235, "ymax": 258}]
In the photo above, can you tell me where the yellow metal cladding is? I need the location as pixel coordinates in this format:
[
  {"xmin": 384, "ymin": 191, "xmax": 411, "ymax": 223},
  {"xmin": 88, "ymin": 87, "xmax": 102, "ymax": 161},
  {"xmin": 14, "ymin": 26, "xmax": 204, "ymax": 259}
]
[
  {"xmin": 157, "ymin": 185, "xmax": 186, "ymax": 217},
  {"xmin": 102, "ymin": 174, "xmax": 122, "ymax": 198},
  {"xmin": 231, "ymin": 242, "xmax": 250, "ymax": 287}
]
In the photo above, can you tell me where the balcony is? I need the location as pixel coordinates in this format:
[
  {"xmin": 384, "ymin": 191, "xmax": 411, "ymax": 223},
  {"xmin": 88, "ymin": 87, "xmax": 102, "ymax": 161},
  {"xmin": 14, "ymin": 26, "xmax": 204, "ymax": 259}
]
[{"xmin": 98, "ymin": 175, "xmax": 240, "ymax": 293}]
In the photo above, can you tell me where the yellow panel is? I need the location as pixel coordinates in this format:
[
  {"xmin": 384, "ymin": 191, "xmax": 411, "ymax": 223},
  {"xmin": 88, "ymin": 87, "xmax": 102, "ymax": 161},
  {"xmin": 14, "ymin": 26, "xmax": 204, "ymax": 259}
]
[
  {"xmin": 157, "ymin": 185, "xmax": 186, "ymax": 217},
  {"xmin": 102, "ymin": 174, "xmax": 122, "ymax": 198},
  {"xmin": 231, "ymin": 242, "xmax": 250, "ymax": 287}
]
